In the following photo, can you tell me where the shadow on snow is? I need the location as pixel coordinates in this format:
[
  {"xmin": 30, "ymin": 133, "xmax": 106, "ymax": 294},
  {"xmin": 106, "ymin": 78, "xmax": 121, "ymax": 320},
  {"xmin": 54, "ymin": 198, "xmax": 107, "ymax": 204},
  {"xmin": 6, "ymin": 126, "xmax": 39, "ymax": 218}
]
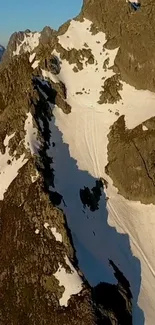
[{"xmin": 32, "ymin": 81, "xmax": 145, "ymax": 325}]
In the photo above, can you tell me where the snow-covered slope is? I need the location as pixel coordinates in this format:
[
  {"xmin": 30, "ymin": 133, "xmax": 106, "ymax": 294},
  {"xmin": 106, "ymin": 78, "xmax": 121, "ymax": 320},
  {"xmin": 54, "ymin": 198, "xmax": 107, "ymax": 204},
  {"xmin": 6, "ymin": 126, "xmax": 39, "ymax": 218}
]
[
  {"xmin": 0, "ymin": 112, "xmax": 40, "ymax": 200},
  {"xmin": 37, "ymin": 18, "xmax": 155, "ymax": 325}
]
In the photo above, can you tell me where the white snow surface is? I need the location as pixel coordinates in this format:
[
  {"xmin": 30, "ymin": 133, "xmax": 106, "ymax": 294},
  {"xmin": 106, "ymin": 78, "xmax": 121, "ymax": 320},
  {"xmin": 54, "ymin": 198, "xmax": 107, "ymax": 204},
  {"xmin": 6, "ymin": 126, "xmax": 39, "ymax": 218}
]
[
  {"xmin": 43, "ymin": 222, "xmax": 62, "ymax": 242},
  {"xmin": 42, "ymin": 18, "xmax": 155, "ymax": 325},
  {"xmin": 51, "ymin": 227, "xmax": 62, "ymax": 242},
  {"xmin": 53, "ymin": 255, "xmax": 83, "ymax": 306},
  {"xmin": 32, "ymin": 60, "xmax": 40, "ymax": 69},
  {"xmin": 44, "ymin": 222, "xmax": 50, "ymax": 229},
  {"xmin": 24, "ymin": 112, "xmax": 40, "ymax": 154},
  {"xmin": 142, "ymin": 125, "xmax": 148, "ymax": 131},
  {"xmin": 13, "ymin": 32, "xmax": 40, "ymax": 56},
  {"xmin": 29, "ymin": 52, "xmax": 36, "ymax": 63},
  {"xmin": 0, "ymin": 133, "xmax": 28, "ymax": 199},
  {"xmin": 128, "ymin": 0, "xmax": 139, "ymax": 3}
]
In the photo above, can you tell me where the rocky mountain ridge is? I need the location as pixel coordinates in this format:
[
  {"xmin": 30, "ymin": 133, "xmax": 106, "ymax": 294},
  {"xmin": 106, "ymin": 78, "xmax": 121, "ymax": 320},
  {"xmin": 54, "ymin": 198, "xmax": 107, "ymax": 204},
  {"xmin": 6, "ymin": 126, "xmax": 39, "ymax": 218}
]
[
  {"xmin": 1, "ymin": 1, "xmax": 155, "ymax": 324},
  {"xmin": 0, "ymin": 24, "xmax": 132, "ymax": 325}
]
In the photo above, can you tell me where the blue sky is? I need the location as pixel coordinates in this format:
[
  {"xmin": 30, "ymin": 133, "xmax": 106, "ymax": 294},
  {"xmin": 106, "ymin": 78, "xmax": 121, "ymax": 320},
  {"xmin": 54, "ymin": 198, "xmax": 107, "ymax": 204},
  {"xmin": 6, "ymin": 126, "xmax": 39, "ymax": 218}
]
[{"xmin": 0, "ymin": 0, "xmax": 83, "ymax": 46}]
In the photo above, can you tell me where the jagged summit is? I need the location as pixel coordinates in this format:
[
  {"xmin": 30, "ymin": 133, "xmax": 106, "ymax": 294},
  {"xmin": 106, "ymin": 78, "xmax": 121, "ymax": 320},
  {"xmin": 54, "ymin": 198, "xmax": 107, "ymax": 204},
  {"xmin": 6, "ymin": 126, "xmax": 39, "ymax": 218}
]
[
  {"xmin": 0, "ymin": 1, "xmax": 155, "ymax": 324},
  {"xmin": 2, "ymin": 29, "xmax": 40, "ymax": 63}
]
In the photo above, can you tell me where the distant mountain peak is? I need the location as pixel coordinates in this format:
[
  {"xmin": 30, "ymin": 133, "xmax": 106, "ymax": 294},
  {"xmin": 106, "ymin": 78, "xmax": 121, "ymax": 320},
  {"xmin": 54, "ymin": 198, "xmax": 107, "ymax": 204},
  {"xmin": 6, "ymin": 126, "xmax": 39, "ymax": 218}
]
[{"xmin": 0, "ymin": 44, "xmax": 5, "ymax": 61}]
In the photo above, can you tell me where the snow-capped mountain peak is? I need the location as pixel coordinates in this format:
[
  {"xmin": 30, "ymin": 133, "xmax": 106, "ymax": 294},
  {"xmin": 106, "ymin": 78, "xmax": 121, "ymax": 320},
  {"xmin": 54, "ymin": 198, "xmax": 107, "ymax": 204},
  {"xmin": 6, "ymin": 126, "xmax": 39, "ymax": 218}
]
[{"xmin": 0, "ymin": 1, "xmax": 155, "ymax": 324}]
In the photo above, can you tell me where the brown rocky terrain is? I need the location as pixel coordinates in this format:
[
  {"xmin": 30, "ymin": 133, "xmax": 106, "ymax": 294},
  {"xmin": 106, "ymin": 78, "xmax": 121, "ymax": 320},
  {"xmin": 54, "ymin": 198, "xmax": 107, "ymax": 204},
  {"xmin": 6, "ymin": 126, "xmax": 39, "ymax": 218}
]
[
  {"xmin": 1, "ymin": 30, "xmax": 31, "ymax": 63},
  {"xmin": 0, "ymin": 53, "xmax": 97, "ymax": 324},
  {"xmin": 0, "ymin": 166, "xmax": 97, "ymax": 325},
  {"xmin": 80, "ymin": 0, "xmax": 155, "ymax": 91},
  {"xmin": 106, "ymin": 115, "xmax": 155, "ymax": 204}
]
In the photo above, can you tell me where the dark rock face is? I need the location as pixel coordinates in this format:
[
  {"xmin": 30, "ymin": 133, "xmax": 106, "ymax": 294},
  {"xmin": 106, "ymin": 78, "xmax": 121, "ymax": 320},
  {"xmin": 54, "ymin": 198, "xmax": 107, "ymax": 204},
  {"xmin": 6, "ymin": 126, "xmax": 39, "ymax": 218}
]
[
  {"xmin": 43, "ymin": 55, "xmax": 61, "ymax": 75},
  {"xmin": 106, "ymin": 115, "xmax": 155, "ymax": 204},
  {"xmin": 2, "ymin": 31, "xmax": 27, "ymax": 62},
  {"xmin": 34, "ymin": 75, "xmax": 71, "ymax": 114},
  {"xmin": 93, "ymin": 260, "xmax": 132, "ymax": 325},
  {"xmin": 56, "ymin": 42, "xmax": 95, "ymax": 72},
  {"xmin": 1, "ymin": 29, "xmax": 40, "ymax": 64},
  {"xmin": 81, "ymin": 0, "xmax": 155, "ymax": 92},
  {"xmin": 80, "ymin": 180, "xmax": 103, "ymax": 211},
  {"xmin": 40, "ymin": 26, "xmax": 56, "ymax": 44},
  {"xmin": 98, "ymin": 75, "xmax": 123, "ymax": 104}
]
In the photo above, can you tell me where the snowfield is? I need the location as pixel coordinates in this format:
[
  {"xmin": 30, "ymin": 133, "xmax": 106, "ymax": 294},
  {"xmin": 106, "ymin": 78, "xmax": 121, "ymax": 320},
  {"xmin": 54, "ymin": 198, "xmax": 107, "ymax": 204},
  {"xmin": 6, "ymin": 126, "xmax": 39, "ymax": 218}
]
[{"xmin": 39, "ymin": 18, "xmax": 155, "ymax": 325}]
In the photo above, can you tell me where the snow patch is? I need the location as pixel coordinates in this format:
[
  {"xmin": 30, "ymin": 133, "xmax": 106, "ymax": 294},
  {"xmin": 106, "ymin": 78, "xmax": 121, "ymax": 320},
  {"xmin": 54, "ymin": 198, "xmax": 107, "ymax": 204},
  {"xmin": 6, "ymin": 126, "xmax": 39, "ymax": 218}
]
[
  {"xmin": 128, "ymin": 0, "xmax": 139, "ymax": 3},
  {"xmin": 24, "ymin": 112, "xmax": 40, "ymax": 154},
  {"xmin": 4, "ymin": 133, "xmax": 15, "ymax": 146},
  {"xmin": 29, "ymin": 52, "xmax": 36, "ymax": 63},
  {"xmin": 32, "ymin": 60, "xmax": 40, "ymax": 69},
  {"xmin": 51, "ymin": 227, "xmax": 62, "ymax": 242},
  {"xmin": 142, "ymin": 125, "xmax": 148, "ymax": 131},
  {"xmin": 43, "ymin": 223, "xmax": 62, "ymax": 242},
  {"xmin": 44, "ymin": 222, "xmax": 50, "ymax": 229},
  {"xmin": 0, "ymin": 133, "xmax": 27, "ymax": 199},
  {"xmin": 13, "ymin": 32, "xmax": 40, "ymax": 56},
  {"xmin": 53, "ymin": 255, "xmax": 83, "ymax": 306}
]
